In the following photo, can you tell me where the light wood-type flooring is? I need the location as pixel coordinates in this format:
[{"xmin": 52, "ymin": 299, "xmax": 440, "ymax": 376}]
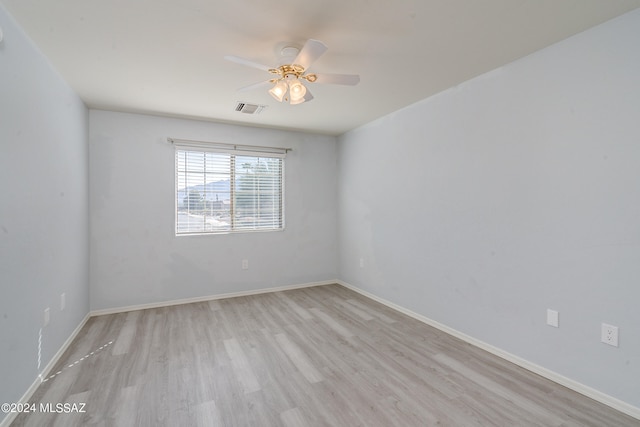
[{"xmin": 11, "ymin": 284, "xmax": 640, "ymax": 426}]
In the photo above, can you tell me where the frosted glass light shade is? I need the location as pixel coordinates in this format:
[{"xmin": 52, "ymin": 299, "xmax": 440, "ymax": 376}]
[
  {"xmin": 288, "ymin": 79, "xmax": 307, "ymax": 104},
  {"xmin": 268, "ymin": 81, "xmax": 288, "ymax": 102}
]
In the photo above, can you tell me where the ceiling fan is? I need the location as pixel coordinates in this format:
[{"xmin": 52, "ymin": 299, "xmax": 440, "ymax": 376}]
[{"xmin": 225, "ymin": 39, "xmax": 360, "ymax": 105}]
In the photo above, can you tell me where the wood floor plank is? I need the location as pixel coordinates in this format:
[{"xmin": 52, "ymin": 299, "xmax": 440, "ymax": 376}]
[
  {"xmin": 277, "ymin": 292, "xmax": 314, "ymax": 321},
  {"xmin": 308, "ymin": 307, "xmax": 354, "ymax": 338},
  {"xmin": 223, "ymin": 338, "xmax": 261, "ymax": 394},
  {"xmin": 280, "ymin": 407, "xmax": 308, "ymax": 427},
  {"xmin": 110, "ymin": 310, "xmax": 139, "ymax": 355},
  {"xmin": 274, "ymin": 333, "xmax": 323, "ymax": 384},
  {"xmin": 10, "ymin": 284, "xmax": 640, "ymax": 426},
  {"xmin": 346, "ymin": 298, "xmax": 398, "ymax": 324},
  {"xmin": 195, "ymin": 400, "xmax": 222, "ymax": 426},
  {"xmin": 332, "ymin": 297, "xmax": 375, "ymax": 321}
]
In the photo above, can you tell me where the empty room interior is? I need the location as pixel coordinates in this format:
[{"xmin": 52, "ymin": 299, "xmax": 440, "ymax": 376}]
[{"xmin": 1, "ymin": 1, "xmax": 640, "ymax": 426}]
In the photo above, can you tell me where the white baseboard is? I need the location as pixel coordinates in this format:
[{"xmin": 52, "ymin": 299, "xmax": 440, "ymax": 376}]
[
  {"xmin": 0, "ymin": 313, "xmax": 91, "ymax": 427},
  {"xmin": 336, "ymin": 280, "xmax": 640, "ymax": 421},
  {"xmin": 90, "ymin": 280, "xmax": 336, "ymax": 316}
]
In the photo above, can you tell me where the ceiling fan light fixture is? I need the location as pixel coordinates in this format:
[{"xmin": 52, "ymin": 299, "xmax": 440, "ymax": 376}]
[
  {"xmin": 268, "ymin": 80, "xmax": 288, "ymax": 102},
  {"xmin": 226, "ymin": 39, "xmax": 358, "ymax": 106}
]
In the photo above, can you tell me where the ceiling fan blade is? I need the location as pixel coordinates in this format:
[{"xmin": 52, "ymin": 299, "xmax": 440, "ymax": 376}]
[
  {"xmin": 312, "ymin": 73, "xmax": 360, "ymax": 86},
  {"xmin": 224, "ymin": 55, "xmax": 273, "ymax": 72},
  {"xmin": 294, "ymin": 39, "xmax": 328, "ymax": 70},
  {"xmin": 303, "ymin": 89, "xmax": 314, "ymax": 102},
  {"xmin": 238, "ymin": 80, "xmax": 273, "ymax": 92}
]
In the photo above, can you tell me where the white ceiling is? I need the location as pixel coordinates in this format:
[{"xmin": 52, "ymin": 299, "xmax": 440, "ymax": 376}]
[{"xmin": 2, "ymin": 0, "xmax": 639, "ymax": 136}]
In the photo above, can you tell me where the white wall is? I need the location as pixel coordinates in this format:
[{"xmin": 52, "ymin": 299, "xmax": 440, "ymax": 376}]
[
  {"xmin": 338, "ymin": 10, "xmax": 640, "ymax": 408},
  {"xmin": 0, "ymin": 4, "xmax": 89, "ymax": 411},
  {"xmin": 89, "ymin": 110, "xmax": 338, "ymax": 310}
]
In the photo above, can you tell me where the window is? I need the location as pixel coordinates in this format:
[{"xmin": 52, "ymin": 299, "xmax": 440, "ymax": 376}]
[{"xmin": 173, "ymin": 140, "xmax": 286, "ymax": 235}]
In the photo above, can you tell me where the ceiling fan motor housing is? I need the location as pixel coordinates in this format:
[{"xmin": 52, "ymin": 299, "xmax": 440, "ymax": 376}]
[{"xmin": 278, "ymin": 46, "xmax": 300, "ymax": 66}]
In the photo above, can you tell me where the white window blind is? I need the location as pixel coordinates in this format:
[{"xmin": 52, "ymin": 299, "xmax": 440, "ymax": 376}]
[{"xmin": 172, "ymin": 139, "xmax": 286, "ymax": 235}]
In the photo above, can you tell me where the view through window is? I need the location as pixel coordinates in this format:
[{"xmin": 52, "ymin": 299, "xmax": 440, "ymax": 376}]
[{"xmin": 175, "ymin": 147, "xmax": 284, "ymax": 234}]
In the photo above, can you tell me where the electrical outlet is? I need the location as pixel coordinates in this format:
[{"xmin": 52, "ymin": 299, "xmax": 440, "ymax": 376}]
[
  {"xmin": 359, "ymin": 257, "xmax": 364, "ymax": 268},
  {"xmin": 601, "ymin": 323, "xmax": 619, "ymax": 347},
  {"xmin": 44, "ymin": 308, "xmax": 50, "ymax": 327},
  {"xmin": 61, "ymin": 293, "xmax": 66, "ymax": 311},
  {"xmin": 546, "ymin": 309, "xmax": 559, "ymax": 328},
  {"xmin": 242, "ymin": 259, "xmax": 249, "ymax": 270}
]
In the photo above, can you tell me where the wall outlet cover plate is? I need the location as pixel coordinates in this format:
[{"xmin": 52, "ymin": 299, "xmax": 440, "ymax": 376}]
[{"xmin": 601, "ymin": 323, "xmax": 619, "ymax": 347}]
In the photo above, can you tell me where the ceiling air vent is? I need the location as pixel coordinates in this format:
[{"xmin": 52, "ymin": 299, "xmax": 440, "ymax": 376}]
[{"xmin": 235, "ymin": 102, "xmax": 267, "ymax": 115}]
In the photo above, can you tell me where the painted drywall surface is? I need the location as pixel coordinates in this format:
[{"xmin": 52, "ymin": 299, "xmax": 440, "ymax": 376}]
[
  {"xmin": 89, "ymin": 110, "xmax": 338, "ymax": 310},
  {"xmin": 338, "ymin": 10, "xmax": 640, "ymax": 407},
  {"xmin": 0, "ymin": 5, "xmax": 90, "ymax": 409}
]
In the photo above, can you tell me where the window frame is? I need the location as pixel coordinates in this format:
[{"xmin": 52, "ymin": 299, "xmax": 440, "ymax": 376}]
[{"xmin": 172, "ymin": 139, "xmax": 287, "ymax": 236}]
